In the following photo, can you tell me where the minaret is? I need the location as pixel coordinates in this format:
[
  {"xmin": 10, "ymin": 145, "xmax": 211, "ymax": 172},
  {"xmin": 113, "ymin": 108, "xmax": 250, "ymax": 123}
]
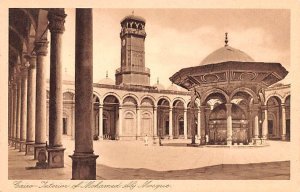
[{"xmin": 115, "ymin": 12, "xmax": 150, "ymax": 86}]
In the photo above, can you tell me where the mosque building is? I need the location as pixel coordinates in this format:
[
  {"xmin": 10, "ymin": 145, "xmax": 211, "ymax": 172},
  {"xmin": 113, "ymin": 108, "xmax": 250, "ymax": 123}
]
[{"xmin": 56, "ymin": 14, "xmax": 290, "ymax": 144}]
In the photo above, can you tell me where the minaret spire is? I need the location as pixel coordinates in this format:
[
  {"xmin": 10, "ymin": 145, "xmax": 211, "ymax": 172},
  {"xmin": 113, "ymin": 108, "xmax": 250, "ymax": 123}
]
[
  {"xmin": 106, "ymin": 70, "xmax": 108, "ymax": 78},
  {"xmin": 225, "ymin": 32, "xmax": 228, "ymax": 47}
]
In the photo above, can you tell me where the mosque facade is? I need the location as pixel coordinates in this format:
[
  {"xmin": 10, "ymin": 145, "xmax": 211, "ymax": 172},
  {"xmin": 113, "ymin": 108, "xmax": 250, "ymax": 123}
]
[{"xmin": 49, "ymin": 14, "xmax": 291, "ymax": 144}]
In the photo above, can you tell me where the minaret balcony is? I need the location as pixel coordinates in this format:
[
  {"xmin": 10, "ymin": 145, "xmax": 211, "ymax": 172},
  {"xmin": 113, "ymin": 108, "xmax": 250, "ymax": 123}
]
[{"xmin": 116, "ymin": 66, "xmax": 150, "ymax": 74}]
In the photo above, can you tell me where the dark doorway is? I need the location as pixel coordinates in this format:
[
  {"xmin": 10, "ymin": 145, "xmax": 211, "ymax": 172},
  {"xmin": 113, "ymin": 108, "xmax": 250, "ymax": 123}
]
[
  {"xmin": 286, "ymin": 119, "xmax": 290, "ymax": 140},
  {"xmin": 179, "ymin": 119, "xmax": 184, "ymax": 135},
  {"xmin": 268, "ymin": 120, "xmax": 273, "ymax": 135},
  {"xmin": 165, "ymin": 120, "xmax": 169, "ymax": 135},
  {"xmin": 63, "ymin": 118, "xmax": 67, "ymax": 135}
]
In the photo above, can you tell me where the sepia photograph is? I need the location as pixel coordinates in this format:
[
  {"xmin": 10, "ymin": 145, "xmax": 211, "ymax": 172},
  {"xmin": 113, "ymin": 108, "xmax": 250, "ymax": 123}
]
[{"xmin": 2, "ymin": 1, "xmax": 300, "ymax": 191}]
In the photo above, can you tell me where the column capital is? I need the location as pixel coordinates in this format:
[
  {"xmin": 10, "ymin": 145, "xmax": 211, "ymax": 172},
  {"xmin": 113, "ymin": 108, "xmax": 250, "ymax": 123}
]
[
  {"xmin": 225, "ymin": 103, "xmax": 232, "ymax": 114},
  {"xmin": 252, "ymin": 103, "xmax": 261, "ymax": 112},
  {"xmin": 200, "ymin": 105, "xmax": 206, "ymax": 110},
  {"xmin": 261, "ymin": 105, "xmax": 268, "ymax": 110},
  {"xmin": 24, "ymin": 54, "xmax": 37, "ymax": 69},
  {"xmin": 48, "ymin": 9, "xmax": 67, "ymax": 34},
  {"xmin": 35, "ymin": 40, "xmax": 49, "ymax": 56},
  {"xmin": 14, "ymin": 64, "xmax": 22, "ymax": 74},
  {"xmin": 281, "ymin": 103, "xmax": 286, "ymax": 107},
  {"xmin": 99, "ymin": 104, "xmax": 103, "ymax": 108}
]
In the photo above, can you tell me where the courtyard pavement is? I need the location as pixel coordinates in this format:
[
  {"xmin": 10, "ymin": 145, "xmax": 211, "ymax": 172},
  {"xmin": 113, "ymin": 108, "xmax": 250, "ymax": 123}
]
[{"xmin": 8, "ymin": 138, "xmax": 290, "ymax": 180}]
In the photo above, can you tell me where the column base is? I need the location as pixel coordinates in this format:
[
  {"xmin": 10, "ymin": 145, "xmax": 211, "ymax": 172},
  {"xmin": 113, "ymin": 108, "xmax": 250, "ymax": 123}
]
[
  {"xmin": 15, "ymin": 140, "xmax": 20, "ymax": 150},
  {"xmin": 69, "ymin": 153, "xmax": 99, "ymax": 180},
  {"xmin": 200, "ymin": 136, "xmax": 206, "ymax": 145},
  {"xmin": 226, "ymin": 138, "xmax": 232, "ymax": 146},
  {"xmin": 169, "ymin": 135, "xmax": 173, "ymax": 140},
  {"xmin": 9, "ymin": 139, "xmax": 14, "ymax": 147},
  {"xmin": 19, "ymin": 141, "xmax": 26, "ymax": 152},
  {"xmin": 281, "ymin": 134, "xmax": 286, "ymax": 141},
  {"xmin": 35, "ymin": 147, "xmax": 48, "ymax": 169},
  {"xmin": 253, "ymin": 137, "xmax": 261, "ymax": 145},
  {"xmin": 191, "ymin": 136, "xmax": 196, "ymax": 144},
  {"xmin": 25, "ymin": 142, "xmax": 35, "ymax": 155},
  {"xmin": 188, "ymin": 135, "xmax": 200, "ymax": 147},
  {"xmin": 11, "ymin": 139, "xmax": 16, "ymax": 147},
  {"xmin": 8, "ymin": 138, "xmax": 12, "ymax": 146},
  {"xmin": 34, "ymin": 144, "xmax": 46, "ymax": 160},
  {"xmin": 47, "ymin": 147, "xmax": 66, "ymax": 168},
  {"xmin": 260, "ymin": 138, "xmax": 267, "ymax": 145}
]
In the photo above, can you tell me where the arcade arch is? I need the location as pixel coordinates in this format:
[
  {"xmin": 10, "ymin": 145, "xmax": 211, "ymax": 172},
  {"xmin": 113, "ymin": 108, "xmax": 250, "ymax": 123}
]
[
  {"xmin": 266, "ymin": 96, "xmax": 282, "ymax": 140},
  {"xmin": 102, "ymin": 95, "xmax": 120, "ymax": 140},
  {"xmin": 157, "ymin": 98, "xmax": 170, "ymax": 138}
]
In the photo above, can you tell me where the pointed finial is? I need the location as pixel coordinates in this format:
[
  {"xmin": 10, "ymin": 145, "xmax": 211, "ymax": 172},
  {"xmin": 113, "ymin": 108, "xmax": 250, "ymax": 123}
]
[
  {"xmin": 225, "ymin": 32, "xmax": 228, "ymax": 46},
  {"xmin": 106, "ymin": 71, "xmax": 108, "ymax": 78},
  {"xmin": 157, "ymin": 77, "xmax": 159, "ymax": 84},
  {"xmin": 132, "ymin": 10, "xmax": 134, "ymax": 15}
]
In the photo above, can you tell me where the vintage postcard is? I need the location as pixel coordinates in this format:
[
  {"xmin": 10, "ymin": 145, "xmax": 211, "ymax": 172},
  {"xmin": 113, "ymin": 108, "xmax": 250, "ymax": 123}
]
[{"xmin": 1, "ymin": 0, "xmax": 300, "ymax": 192}]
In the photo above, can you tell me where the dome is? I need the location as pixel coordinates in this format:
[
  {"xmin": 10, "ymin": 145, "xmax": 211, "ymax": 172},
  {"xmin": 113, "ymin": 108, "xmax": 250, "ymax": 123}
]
[
  {"xmin": 98, "ymin": 76, "xmax": 115, "ymax": 85},
  {"xmin": 154, "ymin": 83, "xmax": 165, "ymax": 90},
  {"xmin": 200, "ymin": 45, "xmax": 254, "ymax": 65},
  {"xmin": 121, "ymin": 14, "xmax": 146, "ymax": 24},
  {"xmin": 167, "ymin": 83, "xmax": 179, "ymax": 91},
  {"xmin": 153, "ymin": 78, "xmax": 165, "ymax": 90}
]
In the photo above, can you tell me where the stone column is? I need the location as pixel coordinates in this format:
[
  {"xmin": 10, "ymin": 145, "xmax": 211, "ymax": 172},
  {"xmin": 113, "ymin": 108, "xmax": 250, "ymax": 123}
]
[
  {"xmin": 8, "ymin": 82, "xmax": 12, "ymax": 145},
  {"xmin": 11, "ymin": 80, "xmax": 18, "ymax": 147},
  {"xmin": 34, "ymin": 40, "xmax": 49, "ymax": 160},
  {"xmin": 197, "ymin": 108, "xmax": 201, "ymax": 138},
  {"xmin": 69, "ymin": 8, "xmax": 98, "ymax": 180},
  {"xmin": 136, "ymin": 106, "xmax": 141, "ymax": 139},
  {"xmin": 252, "ymin": 106, "xmax": 260, "ymax": 144},
  {"xmin": 183, "ymin": 108, "xmax": 187, "ymax": 139},
  {"xmin": 153, "ymin": 106, "xmax": 157, "ymax": 137},
  {"xmin": 200, "ymin": 106, "xmax": 206, "ymax": 144},
  {"xmin": 72, "ymin": 104, "xmax": 75, "ymax": 140},
  {"xmin": 169, "ymin": 107, "xmax": 173, "ymax": 139},
  {"xmin": 281, "ymin": 104, "xmax": 286, "ymax": 140},
  {"xmin": 47, "ymin": 9, "xmax": 67, "ymax": 168},
  {"xmin": 152, "ymin": 106, "xmax": 158, "ymax": 145},
  {"xmin": 19, "ymin": 66, "xmax": 28, "ymax": 152},
  {"xmin": 225, "ymin": 103, "xmax": 232, "ymax": 145},
  {"xmin": 118, "ymin": 106, "xmax": 123, "ymax": 139},
  {"xmin": 15, "ymin": 76, "xmax": 22, "ymax": 149},
  {"xmin": 262, "ymin": 106, "xmax": 268, "ymax": 142},
  {"xmin": 98, "ymin": 104, "xmax": 103, "ymax": 140},
  {"xmin": 25, "ymin": 55, "xmax": 36, "ymax": 155}
]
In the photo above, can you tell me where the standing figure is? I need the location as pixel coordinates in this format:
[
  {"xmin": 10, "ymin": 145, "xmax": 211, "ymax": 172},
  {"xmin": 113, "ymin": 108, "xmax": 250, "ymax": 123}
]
[{"xmin": 144, "ymin": 134, "xmax": 148, "ymax": 146}]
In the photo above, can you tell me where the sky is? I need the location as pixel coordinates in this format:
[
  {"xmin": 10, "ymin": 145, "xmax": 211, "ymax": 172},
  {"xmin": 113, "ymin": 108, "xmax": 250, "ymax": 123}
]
[{"xmin": 55, "ymin": 8, "xmax": 290, "ymax": 87}]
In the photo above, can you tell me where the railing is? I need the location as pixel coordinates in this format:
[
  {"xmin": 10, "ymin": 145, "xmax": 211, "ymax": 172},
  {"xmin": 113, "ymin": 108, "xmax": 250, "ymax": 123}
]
[{"xmin": 116, "ymin": 66, "xmax": 150, "ymax": 74}]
